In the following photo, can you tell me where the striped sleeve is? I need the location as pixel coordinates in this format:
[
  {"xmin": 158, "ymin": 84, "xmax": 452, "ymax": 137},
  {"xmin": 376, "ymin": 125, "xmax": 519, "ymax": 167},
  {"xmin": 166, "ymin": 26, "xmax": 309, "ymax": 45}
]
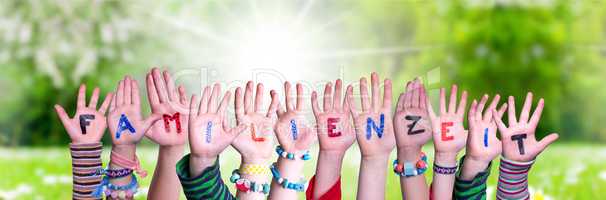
[
  {"xmin": 454, "ymin": 156, "xmax": 492, "ymax": 200},
  {"xmin": 496, "ymin": 157, "xmax": 534, "ymax": 200},
  {"xmin": 176, "ymin": 154, "xmax": 235, "ymax": 200},
  {"xmin": 70, "ymin": 142, "xmax": 103, "ymax": 200}
]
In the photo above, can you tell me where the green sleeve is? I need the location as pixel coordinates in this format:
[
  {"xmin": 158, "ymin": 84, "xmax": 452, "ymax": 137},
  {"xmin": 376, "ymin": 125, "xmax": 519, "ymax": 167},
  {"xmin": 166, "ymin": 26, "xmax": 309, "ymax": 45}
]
[
  {"xmin": 453, "ymin": 155, "xmax": 492, "ymax": 200},
  {"xmin": 176, "ymin": 154, "xmax": 236, "ymax": 200}
]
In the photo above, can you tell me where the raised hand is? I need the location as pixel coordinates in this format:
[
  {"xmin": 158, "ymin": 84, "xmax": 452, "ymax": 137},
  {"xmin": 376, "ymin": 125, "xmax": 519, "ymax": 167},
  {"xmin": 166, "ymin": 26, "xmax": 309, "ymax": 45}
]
[
  {"xmin": 494, "ymin": 93, "xmax": 559, "ymax": 162},
  {"xmin": 188, "ymin": 83, "xmax": 246, "ymax": 163},
  {"xmin": 107, "ymin": 76, "xmax": 161, "ymax": 145},
  {"xmin": 394, "ymin": 78, "xmax": 432, "ymax": 152},
  {"xmin": 348, "ymin": 72, "xmax": 395, "ymax": 157},
  {"xmin": 54, "ymin": 84, "xmax": 113, "ymax": 144},
  {"xmin": 274, "ymin": 82, "xmax": 316, "ymax": 152},
  {"xmin": 232, "ymin": 81, "xmax": 279, "ymax": 162},
  {"xmin": 311, "ymin": 79, "xmax": 355, "ymax": 153},
  {"xmin": 466, "ymin": 94, "xmax": 507, "ymax": 163},
  {"xmin": 428, "ymin": 85, "xmax": 468, "ymax": 156},
  {"xmin": 145, "ymin": 68, "xmax": 189, "ymax": 146}
]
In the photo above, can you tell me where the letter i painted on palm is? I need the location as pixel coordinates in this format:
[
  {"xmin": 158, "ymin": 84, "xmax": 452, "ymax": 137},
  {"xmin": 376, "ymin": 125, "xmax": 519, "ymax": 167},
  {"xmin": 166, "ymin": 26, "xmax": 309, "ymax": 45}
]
[
  {"xmin": 483, "ymin": 128, "xmax": 488, "ymax": 147},
  {"xmin": 205, "ymin": 121, "xmax": 212, "ymax": 143},
  {"xmin": 365, "ymin": 114, "xmax": 385, "ymax": 140},
  {"xmin": 290, "ymin": 119, "xmax": 298, "ymax": 140}
]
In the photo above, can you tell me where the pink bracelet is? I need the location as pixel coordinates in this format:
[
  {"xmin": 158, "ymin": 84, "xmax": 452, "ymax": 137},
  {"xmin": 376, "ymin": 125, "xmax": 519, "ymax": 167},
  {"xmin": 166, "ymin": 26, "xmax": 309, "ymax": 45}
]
[{"xmin": 110, "ymin": 150, "xmax": 147, "ymax": 178}]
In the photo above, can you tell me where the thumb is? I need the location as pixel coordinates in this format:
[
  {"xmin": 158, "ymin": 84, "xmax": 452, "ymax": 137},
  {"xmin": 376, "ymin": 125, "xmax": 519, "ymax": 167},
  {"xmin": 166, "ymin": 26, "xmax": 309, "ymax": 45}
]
[
  {"xmin": 141, "ymin": 113, "xmax": 162, "ymax": 134},
  {"xmin": 537, "ymin": 133, "xmax": 559, "ymax": 154},
  {"xmin": 54, "ymin": 104, "xmax": 72, "ymax": 126},
  {"xmin": 227, "ymin": 124, "xmax": 247, "ymax": 138}
]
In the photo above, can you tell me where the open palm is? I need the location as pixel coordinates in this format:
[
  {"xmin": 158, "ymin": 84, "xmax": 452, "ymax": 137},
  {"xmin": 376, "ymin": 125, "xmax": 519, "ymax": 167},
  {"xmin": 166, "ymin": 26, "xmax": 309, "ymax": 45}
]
[
  {"xmin": 394, "ymin": 78, "xmax": 432, "ymax": 149},
  {"xmin": 428, "ymin": 85, "xmax": 468, "ymax": 154},
  {"xmin": 275, "ymin": 82, "xmax": 316, "ymax": 153},
  {"xmin": 466, "ymin": 94, "xmax": 507, "ymax": 162},
  {"xmin": 311, "ymin": 79, "xmax": 355, "ymax": 152}
]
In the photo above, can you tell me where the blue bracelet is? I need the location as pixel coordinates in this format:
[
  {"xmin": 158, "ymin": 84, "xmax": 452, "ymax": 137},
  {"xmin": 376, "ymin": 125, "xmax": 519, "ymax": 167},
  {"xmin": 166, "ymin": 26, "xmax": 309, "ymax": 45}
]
[
  {"xmin": 275, "ymin": 146, "xmax": 311, "ymax": 161},
  {"xmin": 92, "ymin": 174, "xmax": 138, "ymax": 198},
  {"xmin": 270, "ymin": 163, "xmax": 307, "ymax": 192},
  {"xmin": 229, "ymin": 169, "xmax": 270, "ymax": 194},
  {"xmin": 393, "ymin": 152, "xmax": 429, "ymax": 177}
]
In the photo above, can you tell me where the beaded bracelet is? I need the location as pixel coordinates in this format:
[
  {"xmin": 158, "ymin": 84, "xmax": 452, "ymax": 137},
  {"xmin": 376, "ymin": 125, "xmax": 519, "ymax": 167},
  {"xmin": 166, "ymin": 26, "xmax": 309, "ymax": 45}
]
[
  {"xmin": 241, "ymin": 163, "xmax": 270, "ymax": 176},
  {"xmin": 229, "ymin": 169, "xmax": 270, "ymax": 194},
  {"xmin": 393, "ymin": 152, "xmax": 428, "ymax": 177},
  {"xmin": 270, "ymin": 163, "xmax": 307, "ymax": 192},
  {"xmin": 275, "ymin": 146, "xmax": 311, "ymax": 161},
  {"xmin": 433, "ymin": 163, "xmax": 458, "ymax": 175},
  {"xmin": 95, "ymin": 168, "xmax": 133, "ymax": 179},
  {"xmin": 93, "ymin": 174, "xmax": 138, "ymax": 199}
]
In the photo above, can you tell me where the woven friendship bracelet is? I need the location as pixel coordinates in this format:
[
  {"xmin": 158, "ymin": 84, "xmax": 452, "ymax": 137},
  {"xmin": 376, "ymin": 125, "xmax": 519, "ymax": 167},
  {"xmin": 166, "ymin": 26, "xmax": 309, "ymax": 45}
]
[
  {"xmin": 110, "ymin": 150, "xmax": 147, "ymax": 178},
  {"xmin": 433, "ymin": 163, "xmax": 458, "ymax": 175},
  {"xmin": 95, "ymin": 168, "xmax": 133, "ymax": 179},
  {"xmin": 270, "ymin": 163, "xmax": 307, "ymax": 192},
  {"xmin": 275, "ymin": 146, "xmax": 311, "ymax": 161},
  {"xmin": 240, "ymin": 164, "xmax": 270, "ymax": 176},
  {"xmin": 230, "ymin": 169, "xmax": 270, "ymax": 194},
  {"xmin": 393, "ymin": 152, "xmax": 428, "ymax": 177}
]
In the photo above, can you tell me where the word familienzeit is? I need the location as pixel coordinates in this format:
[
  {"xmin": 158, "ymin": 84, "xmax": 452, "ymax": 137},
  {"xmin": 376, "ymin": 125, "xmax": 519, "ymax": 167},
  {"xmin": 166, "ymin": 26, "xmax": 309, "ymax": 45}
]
[
  {"xmin": 162, "ymin": 112, "xmax": 182, "ymax": 133},
  {"xmin": 79, "ymin": 114, "xmax": 95, "ymax": 134},
  {"xmin": 366, "ymin": 114, "xmax": 385, "ymax": 140}
]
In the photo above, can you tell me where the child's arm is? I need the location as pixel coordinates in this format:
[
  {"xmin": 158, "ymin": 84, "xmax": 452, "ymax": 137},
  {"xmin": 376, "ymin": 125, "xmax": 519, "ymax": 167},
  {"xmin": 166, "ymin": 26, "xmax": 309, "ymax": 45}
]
[
  {"xmin": 180, "ymin": 83, "xmax": 245, "ymax": 199},
  {"xmin": 104, "ymin": 76, "xmax": 161, "ymax": 199},
  {"xmin": 308, "ymin": 79, "xmax": 355, "ymax": 199},
  {"xmin": 268, "ymin": 82, "xmax": 317, "ymax": 200},
  {"xmin": 454, "ymin": 94, "xmax": 506, "ymax": 199},
  {"xmin": 493, "ymin": 93, "xmax": 558, "ymax": 199},
  {"xmin": 348, "ymin": 73, "xmax": 396, "ymax": 200},
  {"xmin": 144, "ymin": 68, "xmax": 190, "ymax": 200},
  {"xmin": 231, "ymin": 81, "xmax": 279, "ymax": 200},
  {"xmin": 393, "ymin": 78, "xmax": 432, "ymax": 200},
  {"xmin": 54, "ymin": 84, "xmax": 113, "ymax": 199},
  {"xmin": 427, "ymin": 85, "xmax": 468, "ymax": 200}
]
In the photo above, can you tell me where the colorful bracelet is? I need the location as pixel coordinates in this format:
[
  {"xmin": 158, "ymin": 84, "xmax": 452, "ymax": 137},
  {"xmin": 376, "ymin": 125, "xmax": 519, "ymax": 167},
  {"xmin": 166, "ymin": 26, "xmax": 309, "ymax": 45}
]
[
  {"xmin": 433, "ymin": 163, "xmax": 458, "ymax": 175},
  {"xmin": 110, "ymin": 150, "xmax": 147, "ymax": 178},
  {"xmin": 241, "ymin": 163, "xmax": 270, "ymax": 176},
  {"xmin": 95, "ymin": 168, "xmax": 133, "ymax": 179},
  {"xmin": 229, "ymin": 169, "xmax": 270, "ymax": 194},
  {"xmin": 393, "ymin": 152, "xmax": 429, "ymax": 177},
  {"xmin": 270, "ymin": 163, "xmax": 307, "ymax": 192},
  {"xmin": 93, "ymin": 174, "xmax": 138, "ymax": 199},
  {"xmin": 275, "ymin": 146, "xmax": 311, "ymax": 161}
]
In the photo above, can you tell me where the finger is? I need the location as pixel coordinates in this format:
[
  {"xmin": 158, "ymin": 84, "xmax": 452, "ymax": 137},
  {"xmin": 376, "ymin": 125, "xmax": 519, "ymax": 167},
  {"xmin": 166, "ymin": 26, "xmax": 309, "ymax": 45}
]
[
  {"xmin": 124, "ymin": 76, "xmax": 132, "ymax": 105},
  {"xmin": 476, "ymin": 94, "xmax": 488, "ymax": 120},
  {"xmin": 484, "ymin": 94, "xmax": 501, "ymax": 121},
  {"xmin": 254, "ymin": 83, "xmax": 264, "ymax": 114},
  {"xmin": 383, "ymin": 79, "xmax": 392, "ymax": 109},
  {"xmin": 178, "ymin": 85, "xmax": 188, "ymax": 105},
  {"xmin": 141, "ymin": 113, "xmax": 162, "ymax": 134},
  {"xmin": 492, "ymin": 108, "xmax": 508, "ymax": 131},
  {"xmin": 163, "ymin": 70, "xmax": 179, "ymax": 102},
  {"xmin": 208, "ymin": 83, "xmax": 221, "ymax": 113},
  {"xmin": 276, "ymin": 102, "xmax": 286, "ymax": 117},
  {"xmin": 284, "ymin": 81, "xmax": 294, "ymax": 111},
  {"xmin": 537, "ymin": 133, "xmax": 559, "ymax": 153},
  {"xmin": 218, "ymin": 92, "xmax": 231, "ymax": 116},
  {"xmin": 468, "ymin": 100, "xmax": 477, "ymax": 122},
  {"xmin": 54, "ymin": 104, "xmax": 72, "ymax": 126},
  {"xmin": 311, "ymin": 91, "xmax": 321, "ymax": 116},
  {"xmin": 189, "ymin": 95, "xmax": 199, "ymax": 118},
  {"xmin": 346, "ymin": 85, "xmax": 358, "ymax": 116},
  {"xmin": 199, "ymin": 86, "xmax": 210, "ymax": 114},
  {"xmin": 77, "ymin": 84, "xmax": 86, "ymax": 109},
  {"xmin": 235, "ymin": 87, "xmax": 244, "ymax": 119},
  {"xmin": 98, "ymin": 92, "xmax": 113, "ymax": 115},
  {"xmin": 146, "ymin": 73, "xmax": 160, "ymax": 105},
  {"xmin": 371, "ymin": 72, "xmax": 380, "ymax": 112},
  {"xmin": 456, "ymin": 90, "xmax": 468, "ymax": 117},
  {"xmin": 132, "ymin": 79, "xmax": 141, "ymax": 106},
  {"xmin": 396, "ymin": 92, "xmax": 405, "ymax": 111},
  {"xmin": 519, "ymin": 92, "xmax": 533, "ymax": 123},
  {"xmin": 411, "ymin": 79, "xmax": 420, "ymax": 108},
  {"xmin": 244, "ymin": 81, "xmax": 253, "ymax": 114},
  {"xmin": 508, "ymin": 96, "xmax": 518, "ymax": 126},
  {"xmin": 227, "ymin": 124, "xmax": 247, "ymax": 139},
  {"xmin": 152, "ymin": 68, "xmax": 169, "ymax": 103},
  {"xmin": 529, "ymin": 98, "xmax": 544, "ymax": 126},
  {"xmin": 333, "ymin": 79, "xmax": 343, "ymax": 111},
  {"xmin": 267, "ymin": 90, "xmax": 279, "ymax": 118},
  {"xmin": 419, "ymin": 79, "xmax": 428, "ymax": 109},
  {"xmin": 109, "ymin": 92, "xmax": 116, "ymax": 112},
  {"xmin": 323, "ymin": 82, "xmax": 332, "ymax": 112},
  {"xmin": 448, "ymin": 85, "xmax": 458, "ymax": 114},
  {"xmin": 116, "ymin": 80, "xmax": 125, "ymax": 106},
  {"xmin": 439, "ymin": 88, "xmax": 446, "ymax": 114},
  {"xmin": 404, "ymin": 81, "xmax": 413, "ymax": 108},
  {"xmin": 296, "ymin": 83, "xmax": 304, "ymax": 110},
  {"xmin": 496, "ymin": 103, "xmax": 508, "ymax": 118},
  {"xmin": 88, "ymin": 87, "xmax": 100, "ymax": 109},
  {"xmin": 360, "ymin": 77, "xmax": 370, "ymax": 112}
]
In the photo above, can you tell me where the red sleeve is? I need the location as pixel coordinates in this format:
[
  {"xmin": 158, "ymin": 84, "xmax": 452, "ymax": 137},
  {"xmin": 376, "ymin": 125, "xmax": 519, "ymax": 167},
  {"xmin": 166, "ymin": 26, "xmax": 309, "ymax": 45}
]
[{"xmin": 305, "ymin": 175, "xmax": 342, "ymax": 200}]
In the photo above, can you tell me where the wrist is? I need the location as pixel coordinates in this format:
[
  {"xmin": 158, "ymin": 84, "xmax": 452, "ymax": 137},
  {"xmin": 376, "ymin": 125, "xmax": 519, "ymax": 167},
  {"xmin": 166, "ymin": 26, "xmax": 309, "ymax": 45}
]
[
  {"xmin": 111, "ymin": 144, "xmax": 137, "ymax": 160},
  {"xmin": 459, "ymin": 156, "xmax": 490, "ymax": 181},
  {"xmin": 434, "ymin": 151, "xmax": 458, "ymax": 167},
  {"xmin": 397, "ymin": 146, "xmax": 423, "ymax": 162},
  {"xmin": 319, "ymin": 150, "xmax": 346, "ymax": 160},
  {"xmin": 190, "ymin": 155, "xmax": 217, "ymax": 172},
  {"xmin": 241, "ymin": 156, "xmax": 271, "ymax": 165}
]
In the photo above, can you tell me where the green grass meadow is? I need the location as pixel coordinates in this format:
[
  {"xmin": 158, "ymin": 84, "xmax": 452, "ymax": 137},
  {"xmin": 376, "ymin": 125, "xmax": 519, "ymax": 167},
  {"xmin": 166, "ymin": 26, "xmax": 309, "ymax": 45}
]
[{"xmin": 1, "ymin": 143, "xmax": 604, "ymax": 199}]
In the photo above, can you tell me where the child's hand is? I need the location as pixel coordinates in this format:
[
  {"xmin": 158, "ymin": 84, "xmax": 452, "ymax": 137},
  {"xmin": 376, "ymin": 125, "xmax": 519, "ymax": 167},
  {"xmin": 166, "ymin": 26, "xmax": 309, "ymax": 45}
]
[
  {"xmin": 189, "ymin": 84, "xmax": 245, "ymax": 159},
  {"xmin": 54, "ymin": 84, "xmax": 113, "ymax": 144},
  {"xmin": 145, "ymin": 68, "xmax": 189, "ymax": 146},
  {"xmin": 347, "ymin": 72, "xmax": 395, "ymax": 158},
  {"xmin": 494, "ymin": 93, "xmax": 559, "ymax": 162},
  {"xmin": 428, "ymin": 85, "xmax": 468, "ymax": 158},
  {"xmin": 394, "ymin": 78, "xmax": 432, "ymax": 152},
  {"xmin": 274, "ymin": 82, "xmax": 316, "ymax": 153},
  {"xmin": 466, "ymin": 94, "xmax": 507, "ymax": 163},
  {"xmin": 311, "ymin": 79, "xmax": 355, "ymax": 153},
  {"xmin": 232, "ymin": 81, "xmax": 279, "ymax": 162},
  {"xmin": 107, "ymin": 76, "xmax": 161, "ymax": 145}
]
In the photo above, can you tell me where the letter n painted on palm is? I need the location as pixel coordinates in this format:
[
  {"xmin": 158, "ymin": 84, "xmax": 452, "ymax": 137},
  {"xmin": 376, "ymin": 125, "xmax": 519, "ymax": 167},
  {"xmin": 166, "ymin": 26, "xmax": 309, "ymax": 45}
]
[{"xmin": 366, "ymin": 114, "xmax": 385, "ymax": 140}]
